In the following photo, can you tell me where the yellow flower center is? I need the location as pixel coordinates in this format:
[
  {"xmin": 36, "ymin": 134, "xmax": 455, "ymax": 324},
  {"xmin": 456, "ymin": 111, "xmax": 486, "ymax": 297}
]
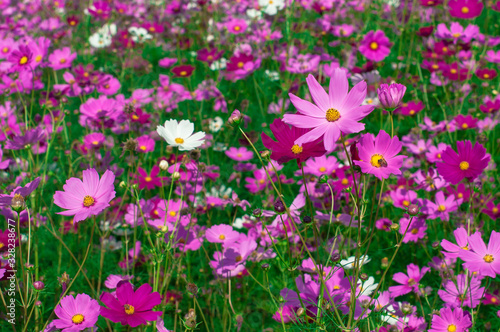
[
  {"xmin": 458, "ymin": 193, "xmax": 463, "ymax": 198},
  {"xmin": 447, "ymin": 325, "xmax": 457, "ymax": 332},
  {"xmin": 402, "ymin": 200, "xmax": 410, "ymax": 207},
  {"xmin": 60, "ymin": 58, "xmax": 66, "ymax": 64},
  {"xmin": 219, "ymin": 234, "xmax": 226, "ymax": 240},
  {"xmin": 145, "ymin": 176, "xmax": 152, "ymax": 182},
  {"xmin": 369, "ymin": 42, "xmax": 378, "ymax": 50},
  {"xmin": 452, "ymin": 33, "xmax": 461, "ymax": 38},
  {"xmin": 450, "ymin": 69, "xmax": 457, "ymax": 74},
  {"xmin": 437, "ymin": 153, "xmax": 441, "ymax": 158},
  {"xmin": 175, "ymin": 137, "xmax": 184, "ymax": 144},
  {"xmin": 132, "ymin": 114, "xmax": 139, "ymax": 120},
  {"xmin": 291, "ymin": 144, "xmax": 303, "ymax": 154},
  {"xmin": 237, "ymin": 62, "xmax": 244, "ymax": 68},
  {"xmin": 459, "ymin": 161, "xmax": 469, "ymax": 170},
  {"xmin": 180, "ymin": 71, "xmax": 187, "ymax": 76},
  {"xmin": 493, "ymin": 207, "xmax": 499, "ymax": 213},
  {"xmin": 319, "ymin": 167, "xmax": 326, "ymax": 172},
  {"xmin": 140, "ymin": 146, "xmax": 147, "ymax": 151},
  {"xmin": 484, "ymin": 73, "xmax": 490, "ymax": 79},
  {"xmin": 341, "ymin": 178, "xmax": 349, "ymax": 185},
  {"xmin": 83, "ymin": 195, "xmax": 95, "ymax": 207},
  {"xmin": 19, "ymin": 56, "xmax": 28, "ymax": 65},
  {"xmin": 234, "ymin": 26, "xmax": 241, "ymax": 31},
  {"xmin": 407, "ymin": 278, "xmax": 416, "ymax": 285},
  {"xmin": 72, "ymin": 314, "xmax": 84, "ymax": 324},
  {"xmin": 370, "ymin": 154, "xmax": 387, "ymax": 168},
  {"xmin": 462, "ymin": 123, "xmax": 468, "ymax": 129},
  {"xmin": 411, "ymin": 228, "xmax": 418, "ymax": 234},
  {"xmin": 409, "ymin": 110, "xmax": 415, "ymax": 115},
  {"xmin": 35, "ymin": 55, "xmax": 42, "ymax": 62},
  {"xmin": 326, "ymin": 108, "xmax": 341, "ymax": 122},
  {"xmin": 483, "ymin": 254, "xmax": 494, "ymax": 263},
  {"xmin": 2, "ymin": 47, "xmax": 8, "ymax": 53},
  {"xmin": 461, "ymin": 6, "xmax": 469, "ymax": 13},
  {"xmin": 169, "ymin": 211, "xmax": 176, "ymax": 217},
  {"xmin": 235, "ymin": 255, "xmax": 242, "ymax": 262},
  {"xmin": 92, "ymin": 141, "xmax": 99, "ymax": 145},
  {"xmin": 124, "ymin": 304, "xmax": 135, "ymax": 315},
  {"xmin": 438, "ymin": 205, "xmax": 446, "ymax": 212}
]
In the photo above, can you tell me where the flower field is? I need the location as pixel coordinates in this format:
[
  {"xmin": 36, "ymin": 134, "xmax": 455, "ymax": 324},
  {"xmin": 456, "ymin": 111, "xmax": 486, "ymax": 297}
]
[{"xmin": 1, "ymin": 0, "xmax": 500, "ymax": 331}]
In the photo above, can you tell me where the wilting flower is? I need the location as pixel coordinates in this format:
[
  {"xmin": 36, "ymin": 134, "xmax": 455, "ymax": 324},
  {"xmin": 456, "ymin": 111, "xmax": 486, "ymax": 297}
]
[
  {"xmin": 100, "ymin": 282, "xmax": 162, "ymax": 327},
  {"xmin": 436, "ymin": 141, "xmax": 490, "ymax": 185},
  {"xmin": 283, "ymin": 68, "xmax": 374, "ymax": 152},
  {"xmin": 377, "ymin": 83, "xmax": 406, "ymax": 109},
  {"xmin": 156, "ymin": 119, "xmax": 206, "ymax": 151},
  {"xmin": 53, "ymin": 293, "xmax": 100, "ymax": 331},
  {"xmin": 353, "ymin": 130, "xmax": 406, "ymax": 180},
  {"xmin": 53, "ymin": 168, "xmax": 116, "ymax": 223}
]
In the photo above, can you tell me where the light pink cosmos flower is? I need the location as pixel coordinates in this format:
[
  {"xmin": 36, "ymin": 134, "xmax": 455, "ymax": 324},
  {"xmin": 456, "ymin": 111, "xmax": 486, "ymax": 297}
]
[
  {"xmin": 459, "ymin": 231, "xmax": 500, "ymax": 278},
  {"xmin": 225, "ymin": 147, "xmax": 253, "ymax": 161},
  {"xmin": 48, "ymin": 47, "xmax": 77, "ymax": 70},
  {"xmin": 53, "ymin": 168, "xmax": 116, "ymax": 223},
  {"xmin": 205, "ymin": 224, "xmax": 239, "ymax": 245},
  {"xmin": 354, "ymin": 130, "xmax": 406, "ymax": 180},
  {"xmin": 283, "ymin": 68, "xmax": 374, "ymax": 152},
  {"xmin": 389, "ymin": 263, "xmax": 430, "ymax": 297},
  {"xmin": 359, "ymin": 30, "xmax": 392, "ymax": 62},
  {"xmin": 441, "ymin": 228, "xmax": 472, "ymax": 259}
]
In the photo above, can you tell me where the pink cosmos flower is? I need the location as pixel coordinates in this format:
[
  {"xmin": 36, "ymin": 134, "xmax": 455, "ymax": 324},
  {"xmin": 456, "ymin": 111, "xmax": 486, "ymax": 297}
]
[
  {"xmin": 302, "ymin": 155, "xmax": 339, "ymax": 176},
  {"xmin": 483, "ymin": 201, "xmax": 500, "ymax": 220},
  {"xmin": 100, "ymin": 282, "xmax": 162, "ymax": 327},
  {"xmin": 353, "ymin": 130, "xmax": 406, "ymax": 180},
  {"xmin": 53, "ymin": 168, "xmax": 116, "ymax": 223},
  {"xmin": 459, "ymin": 231, "xmax": 500, "ymax": 278},
  {"xmin": 48, "ymin": 47, "xmax": 77, "ymax": 70},
  {"xmin": 134, "ymin": 166, "xmax": 164, "ymax": 190},
  {"xmin": 261, "ymin": 118, "xmax": 327, "ymax": 165},
  {"xmin": 83, "ymin": 132, "xmax": 106, "ymax": 150},
  {"xmin": 389, "ymin": 263, "xmax": 430, "ymax": 297},
  {"xmin": 438, "ymin": 274, "xmax": 485, "ymax": 308},
  {"xmin": 441, "ymin": 228, "xmax": 471, "ymax": 259},
  {"xmin": 377, "ymin": 83, "xmax": 406, "ymax": 109},
  {"xmin": 422, "ymin": 191, "xmax": 462, "ymax": 221},
  {"xmin": 399, "ymin": 217, "xmax": 427, "ymax": 243},
  {"xmin": 158, "ymin": 57, "xmax": 177, "ymax": 68},
  {"xmin": 283, "ymin": 68, "xmax": 374, "ymax": 152},
  {"xmin": 225, "ymin": 147, "xmax": 253, "ymax": 161},
  {"xmin": 436, "ymin": 141, "xmax": 490, "ymax": 185},
  {"xmin": 428, "ymin": 307, "xmax": 472, "ymax": 332},
  {"xmin": 394, "ymin": 101, "xmax": 425, "ymax": 116},
  {"xmin": 454, "ymin": 114, "xmax": 477, "ymax": 130},
  {"xmin": 359, "ymin": 30, "xmax": 391, "ymax": 62},
  {"xmin": 136, "ymin": 135, "xmax": 155, "ymax": 153},
  {"xmin": 225, "ymin": 17, "xmax": 247, "ymax": 34},
  {"xmin": 426, "ymin": 143, "xmax": 449, "ymax": 163},
  {"xmin": 448, "ymin": 0, "xmax": 483, "ymax": 19},
  {"xmin": 205, "ymin": 224, "xmax": 239, "ymax": 245},
  {"xmin": 53, "ymin": 293, "xmax": 100, "ymax": 331},
  {"xmin": 390, "ymin": 188, "xmax": 419, "ymax": 209}
]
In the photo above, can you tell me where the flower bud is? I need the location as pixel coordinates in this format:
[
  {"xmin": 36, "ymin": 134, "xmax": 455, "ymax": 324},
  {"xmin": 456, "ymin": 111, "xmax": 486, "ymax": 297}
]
[
  {"xmin": 260, "ymin": 150, "xmax": 270, "ymax": 159},
  {"xmin": 186, "ymin": 283, "xmax": 198, "ymax": 295},
  {"xmin": 377, "ymin": 83, "xmax": 406, "ymax": 109},
  {"xmin": 11, "ymin": 194, "xmax": 26, "ymax": 212},
  {"xmin": 172, "ymin": 171, "xmax": 181, "ymax": 180},
  {"xmin": 318, "ymin": 174, "xmax": 329, "ymax": 184},
  {"xmin": 390, "ymin": 223, "xmax": 400, "ymax": 231},
  {"xmin": 228, "ymin": 109, "xmax": 242, "ymax": 126},
  {"xmin": 33, "ymin": 281, "xmax": 45, "ymax": 290},
  {"xmin": 302, "ymin": 215, "xmax": 312, "ymax": 224},
  {"xmin": 273, "ymin": 199, "xmax": 286, "ymax": 213},
  {"xmin": 261, "ymin": 263, "xmax": 270, "ymax": 271},
  {"xmin": 159, "ymin": 160, "xmax": 169, "ymax": 170},
  {"xmin": 407, "ymin": 204, "xmax": 420, "ymax": 216},
  {"xmin": 119, "ymin": 181, "xmax": 127, "ymax": 188},
  {"xmin": 296, "ymin": 307, "xmax": 305, "ymax": 317},
  {"xmin": 252, "ymin": 208, "xmax": 262, "ymax": 218},
  {"xmin": 331, "ymin": 253, "xmax": 341, "ymax": 262},
  {"xmin": 359, "ymin": 273, "xmax": 368, "ymax": 281}
]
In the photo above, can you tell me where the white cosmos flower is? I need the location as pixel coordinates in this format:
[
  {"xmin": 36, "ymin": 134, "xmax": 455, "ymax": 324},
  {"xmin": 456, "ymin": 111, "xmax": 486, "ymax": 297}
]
[
  {"xmin": 128, "ymin": 27, "xmax": 152, "ymax": 43},
  {"xmin": 339, "ymin": 255, "xmax": 371, "ymax": 269},
  {"xmin": 98, "ymin": 23, "xmax": 117, "ymax": 36},
  {"xmin": 209, "ymin": 117, "xmax": 224, "ymax": 132},
  {"xmin": 89, "ymin": 33, "xmax": 112, "ymax": 48},
  {"xmin": 246, "ymin": 8, "xmax": 262, "ymax": 19},
  {"xmin": 258, "ymin": 0, "xmax": 285, "ymax": 15},
  {"xmin": 156, "ymin": 119, "xmax": 206, "ymax": 151},
  {"xmin": 357, "ymin": 276, "xmax": 378, "ymax": 296}
]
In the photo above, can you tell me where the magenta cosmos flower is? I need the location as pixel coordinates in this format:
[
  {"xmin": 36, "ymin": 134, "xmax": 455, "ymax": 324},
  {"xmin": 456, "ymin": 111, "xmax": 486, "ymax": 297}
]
[
  {"xmin": 353, "ymin": 130, "xmax": 406, "ymax": 180},
  {"xmin": 283, "ymin": 68, "xmax": 374, "ymax": 152},
  {"xmin": 261, "ymin": 118, "xmax": 326, "ymax": 164},
  {"xmin": 448, "ymin": 0, "xmax": 483, "ymax": 19},
  {"xmin": 53, "ymin": 168, "xmax": 116, "ymax": 223},
  {"xmin": 436, "ymin": 141, "xmax": 490, "ymax": 185},
  {"xmin": 359, "ymin": 30, "xmax": 392, "ymax": 62},
  {"xmin": 389, "ymin": 263, "xmax": 430, "ymax": 297},
  {"xmin": 428, "ymin": 307, "xmax": 472, "ymax": 332},
  {"xmin": 53, "ymin": 293, "xmax": 100, "ymax": 331},
  {"xmin": 100, "ymin": 282, "xmax": 162, "ymax": 327},
  {"xmin": 459, "ymin": 231, "xmax": 500, "ymax": 278},
  {"xmin": 377, "ymin": 83, "xmax": 406, "ymax": 109}
]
